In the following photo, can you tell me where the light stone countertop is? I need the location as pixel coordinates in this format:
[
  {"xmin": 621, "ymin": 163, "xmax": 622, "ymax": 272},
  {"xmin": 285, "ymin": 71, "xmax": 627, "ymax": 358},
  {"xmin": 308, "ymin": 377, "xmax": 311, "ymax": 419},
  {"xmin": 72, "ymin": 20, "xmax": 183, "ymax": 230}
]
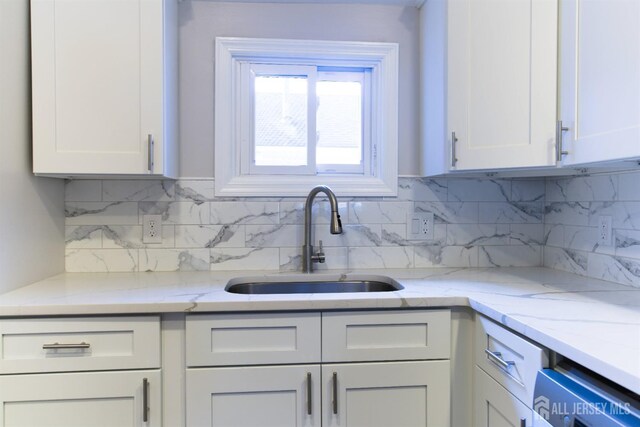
[{"xmin": 0, "ymin": 267, "xmax": 638, "ymax": 394}]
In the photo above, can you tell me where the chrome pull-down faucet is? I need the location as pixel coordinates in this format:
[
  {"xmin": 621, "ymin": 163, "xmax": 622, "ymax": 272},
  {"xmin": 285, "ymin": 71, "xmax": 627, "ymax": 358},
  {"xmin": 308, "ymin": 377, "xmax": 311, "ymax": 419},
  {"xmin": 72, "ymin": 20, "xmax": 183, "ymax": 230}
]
[{"xmin": 302, "ymin": 185, "xmax": 343, "ymax": 273}]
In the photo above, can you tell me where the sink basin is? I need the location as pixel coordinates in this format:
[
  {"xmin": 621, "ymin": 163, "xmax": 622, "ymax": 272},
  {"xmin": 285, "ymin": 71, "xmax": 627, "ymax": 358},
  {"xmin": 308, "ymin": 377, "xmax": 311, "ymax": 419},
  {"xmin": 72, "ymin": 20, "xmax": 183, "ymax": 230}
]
[{"xmin": 225, "ymin": 275, "xmax": 403, "ymax": 295}]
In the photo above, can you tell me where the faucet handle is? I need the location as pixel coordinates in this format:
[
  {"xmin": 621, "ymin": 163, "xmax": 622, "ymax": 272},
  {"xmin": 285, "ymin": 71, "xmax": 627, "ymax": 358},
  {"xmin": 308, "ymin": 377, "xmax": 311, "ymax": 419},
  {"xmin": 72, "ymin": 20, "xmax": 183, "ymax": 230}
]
[{"xmin": 311, "ymin": 240, "xmax": 326, "ymax": 264}]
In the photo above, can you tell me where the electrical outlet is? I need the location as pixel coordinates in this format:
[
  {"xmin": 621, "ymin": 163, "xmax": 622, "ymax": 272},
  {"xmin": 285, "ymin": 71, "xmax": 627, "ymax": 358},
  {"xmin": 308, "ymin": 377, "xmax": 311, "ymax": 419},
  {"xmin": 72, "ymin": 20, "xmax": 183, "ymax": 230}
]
[
  {"xmin": 143, "ymin": 214, "xmax": 162, "ymax": 244},
  {"xmin": 598, "ymin": 215, "xmax": 612, "ymax": 246},
  {"xmin": 407, "ymin": 212, "xmax": 435, "ymax": 241}
]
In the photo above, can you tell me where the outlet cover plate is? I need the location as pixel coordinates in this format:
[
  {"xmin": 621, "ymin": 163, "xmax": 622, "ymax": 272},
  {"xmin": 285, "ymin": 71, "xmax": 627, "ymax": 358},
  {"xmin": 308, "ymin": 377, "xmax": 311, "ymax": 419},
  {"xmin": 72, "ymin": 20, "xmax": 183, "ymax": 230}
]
[
  {"xmin": 143, "ymin": 214, "xmax": 163, "ymax": 244},
  {"xmin": 407, "ymin": 212, "xmax": 435, "ymax": 241},
  {"xmin": 598, "ymin": 215, "xmax": 613, "ymax": 246}
]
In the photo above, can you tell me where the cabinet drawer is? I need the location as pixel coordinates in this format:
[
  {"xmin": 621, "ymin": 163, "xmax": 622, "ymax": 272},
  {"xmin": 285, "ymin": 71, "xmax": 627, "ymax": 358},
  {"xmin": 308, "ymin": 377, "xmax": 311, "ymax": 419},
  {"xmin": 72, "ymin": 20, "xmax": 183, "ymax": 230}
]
[
  {"xmin": 322, "ymin": 309, "xmax": 451, "ymax": 362},
  {"xmin": 475, "ymin": 314, "xmax": 548, "ymax": 406},
  {"xmin": 186, "ymin": 312, "xmax": 321, "ymax": 367},
  {"xmin": 0, "ymin": 316, "xmax": 160, "ymax": 374}
]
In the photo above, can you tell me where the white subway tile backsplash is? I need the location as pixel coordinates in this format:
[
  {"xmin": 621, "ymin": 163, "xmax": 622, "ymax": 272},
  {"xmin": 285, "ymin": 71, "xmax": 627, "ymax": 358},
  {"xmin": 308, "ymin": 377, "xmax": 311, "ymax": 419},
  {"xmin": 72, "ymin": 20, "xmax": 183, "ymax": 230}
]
[
  {"xmin": 66, "ymin": 249, "xmax": 138, "ymax": 272},
  {"xmin": 348, "ymin": 246, "xmax": 414, "ymax": 269},
  {"xmin": 511, "ymin": 180, "xmax": 545, "ymax": 202},
  {"xmin": 510, "ymin": 224, "xmax": 545, "ymax": 246},
  {"xmin": 588, "ymin": 202, "xmax": 640, "ymax": 229},
  {"xmin": 479, "ymin": 202, "xmax": 544, "ymax": 224},
  {"xmin": 587, "ymin": 253, "xmax": 640, "ymax": 288},
  {"xmin": 544, "ymin": 202, "xmax": 590, "ymax": 226},
  {"xmin": 139, "ymin": 201, "xmax": 210, "ymax": 225},
  {"xmin": 65, "ymin": 180, "xmax": 102, "ymax": 202},
  {"xmin": 175, "ymin": 180, "xmax": 215, "ymax": 203},
  {"xmin": 446, "ymin": 224, "xmax": 510, "ymax": 246},
  {"xmin": 60, "ymin": 172, "xmax": 640, "ymax": 287},
  {"xmin": 140, "ymin": 249, "xmax": 210, "ymax": 272},
  {"xmin": 175, "ymin": 225, "xmax": 245, "ymax": 248},
  {"xmin": 279, "ymin": 201, "xmax": 348, "ymax": 225},
  {"xmin": 617, "ymin": 172, "xmax": 640, "ymax": 201},
  {"xmin": 396, "ymin": 177, "xmax": 447, "ymax": 202},
  {"xmin": 210, "ymin": 202, "xmax": 279, "ymax": 225},
  {"xmin": 65, "ymin": 226, "xmax": 103, "ymax": 249},
  {"xmin": 415, "ymin": 201, "xmax": 479, "ymax": 224},
  {"xmin": 210, "ymin": 247, "xmax": 280, "ymax": 271},
  {"xmin": 102, "ymin": 225, "xmax": 175, "ymax": 249},
  {"xmin": 414, "ymin": 245, "xmax": 478, "ymax": 268},
  {"xmin": 103, "ymin": 180, "xmax": 175, "ymax": 202},
  {"xmin": 447, "ymin": 179, "xmax": 510, "ymax": 202},
  {"xmin": 479, "ymin": 245, "xmax": 541, "ymax": 267},
  {"xmin": 543, "ymin": 247, "xmax": 589, "ymax": 276},
  {"xmin": 245, "ymin": 224, "xmax": 302, "ymax": 248},
  {"xmin": 348, "ymin": 201, "xmax": 412, "ymax": 224},
  {"xmin": 66, "ymin": 202, "xmax": 139, "ymax": 225},
  {"xmin": 546, "ymin": 175, "xmax": 618, "ymax": 202}
]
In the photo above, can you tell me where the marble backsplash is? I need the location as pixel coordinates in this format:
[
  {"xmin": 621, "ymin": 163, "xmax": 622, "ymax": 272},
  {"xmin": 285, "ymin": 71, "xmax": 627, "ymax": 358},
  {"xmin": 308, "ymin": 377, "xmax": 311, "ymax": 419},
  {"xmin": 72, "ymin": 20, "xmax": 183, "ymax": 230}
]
[
  {"xmin": 64, "ymin": 177, "xmax": 546, "ymax": 273},
  {"xmin": 544, "ymin": 171, "xmax": 640, "ymax": 287}
]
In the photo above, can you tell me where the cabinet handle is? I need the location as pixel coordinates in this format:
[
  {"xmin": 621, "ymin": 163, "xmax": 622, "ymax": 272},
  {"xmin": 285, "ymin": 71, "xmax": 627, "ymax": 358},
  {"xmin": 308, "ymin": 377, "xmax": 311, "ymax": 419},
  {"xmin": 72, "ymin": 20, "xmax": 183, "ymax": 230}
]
[
  {"xmin": 306, "ymin": 372, "xmax": 312, "ymax": 415},
  {"xmin": 555, "ymin": 120, "xmax": 569, "ymax": 162},
  {"xmin": 147, "ymin": 134, "xmax": 155, "ymax": 173},
  {"xmin": 332, "ymin": 372, "xmax": 338, "ymax": 415},
  {"xmin": 520, "ymin": 418, "xmax": 526, "ymax": 427},
  {"xmin": 485, "ymin": 348, "xmax": 515, "ymax": 370},
  {"xmin": 451, "ymin": 131, "xmax": 458, "ymax": 167},
  {"xmin": 42, "ymin": 342, "xmax": 90, "ymax": 350},
  {"xmin": 143, "ymin": 377, "xmax": 149, "ymax": 423}
]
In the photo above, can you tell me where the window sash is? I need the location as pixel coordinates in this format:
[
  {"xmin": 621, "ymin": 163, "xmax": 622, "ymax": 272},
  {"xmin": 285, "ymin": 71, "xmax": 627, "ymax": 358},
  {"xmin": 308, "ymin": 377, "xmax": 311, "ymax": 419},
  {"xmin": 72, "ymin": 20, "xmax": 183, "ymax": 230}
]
[
  {"xmin": 245, "ymin": 63, "xmax": 317, "ymax": 176},
  {"xmin": 316, "ymin": 69, "xmax": 370, "ymax": 175}
]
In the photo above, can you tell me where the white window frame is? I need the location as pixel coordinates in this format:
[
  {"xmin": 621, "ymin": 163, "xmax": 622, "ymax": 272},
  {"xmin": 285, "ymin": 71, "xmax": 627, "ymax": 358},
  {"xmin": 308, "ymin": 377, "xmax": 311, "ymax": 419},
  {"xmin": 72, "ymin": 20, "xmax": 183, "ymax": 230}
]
[{"xmin": 215, "ymin": 37, "xmax": 399, "ymax": 197}]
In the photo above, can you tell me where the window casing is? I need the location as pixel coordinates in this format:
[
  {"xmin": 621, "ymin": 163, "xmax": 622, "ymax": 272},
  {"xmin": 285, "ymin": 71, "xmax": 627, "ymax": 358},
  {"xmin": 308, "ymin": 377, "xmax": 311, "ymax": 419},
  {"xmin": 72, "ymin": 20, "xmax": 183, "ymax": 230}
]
[{"xmin": 215, "ymin": 37, "xmax": 398, "ymax": 197}]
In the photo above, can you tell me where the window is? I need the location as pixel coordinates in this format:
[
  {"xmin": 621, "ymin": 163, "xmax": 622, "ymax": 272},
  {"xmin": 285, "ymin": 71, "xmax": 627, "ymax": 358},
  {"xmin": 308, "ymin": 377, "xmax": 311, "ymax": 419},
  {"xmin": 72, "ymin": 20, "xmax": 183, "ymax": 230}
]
[{"xmin": 215, "ymin": 37, "xmax": 398, "ymax": 197}]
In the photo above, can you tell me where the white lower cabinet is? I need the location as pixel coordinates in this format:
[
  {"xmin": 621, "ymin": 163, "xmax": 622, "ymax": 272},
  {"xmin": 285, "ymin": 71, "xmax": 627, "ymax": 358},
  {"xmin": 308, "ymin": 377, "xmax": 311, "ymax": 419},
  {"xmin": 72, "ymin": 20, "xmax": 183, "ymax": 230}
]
[
  {"xmin": 324, "ymin": 361, "xmax": 450, "ymax": 427},
  {"xmin": 186, "ymin": 365, "xmax": 322, "ymax": 427},
  {"xmin": 473, "ymin": 315, "xmax": 548, "ymax": 427},
  {"xmin": 0, "ymin": 370, "xmax": 161, "ymax": 427},
  {"xmin": 186, "ymin": 361, "xmax": 450, "ymax": 427},
  {"xmin": 0, "ymin": 316, "xmax": 162, "ymax": 427},
  {"xmin": 185, "ymin": 310, "xmax": 452, "ymax": 427},
  {"xmin": 474, "ymin": 367, "xmax": 531, "ymax": 427}
]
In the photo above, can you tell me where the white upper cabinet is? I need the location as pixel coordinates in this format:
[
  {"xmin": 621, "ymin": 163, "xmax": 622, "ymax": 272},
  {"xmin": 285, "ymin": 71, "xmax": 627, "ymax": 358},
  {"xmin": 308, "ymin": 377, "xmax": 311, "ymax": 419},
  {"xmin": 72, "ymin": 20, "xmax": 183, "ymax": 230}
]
[
  {"xmin": 558, "ymin": 0, "xmax": 640, "ymax": 166},
  {"xmin": 31, "ymin": 0, "xmax": 178, "ymax": 178},
  {"xmin": 422, "ymin": 0, "xmax": 558, "ymax": 174},
  {"xmin": 447, "ymin": 0, "xmax": 558, "ymax": 171}
]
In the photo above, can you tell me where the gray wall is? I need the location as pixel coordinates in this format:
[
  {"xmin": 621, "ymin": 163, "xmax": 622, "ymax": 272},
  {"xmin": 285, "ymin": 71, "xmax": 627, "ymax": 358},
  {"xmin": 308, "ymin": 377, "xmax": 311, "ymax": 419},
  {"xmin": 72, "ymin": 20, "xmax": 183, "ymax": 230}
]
[
  {"xmin": 0, "ymin": 0, "xmax": 64, "ymax": 293},
  {"xmin": 178, "ymin": 1, "xmax": 420, "ymax": 177}
]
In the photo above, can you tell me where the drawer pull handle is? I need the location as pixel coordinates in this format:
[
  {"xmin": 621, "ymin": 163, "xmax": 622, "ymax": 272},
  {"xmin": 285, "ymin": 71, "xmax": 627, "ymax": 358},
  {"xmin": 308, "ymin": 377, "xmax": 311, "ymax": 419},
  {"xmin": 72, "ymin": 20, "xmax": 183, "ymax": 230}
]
[
  {"xmin": 42, "ymin": 342, "xmax": 90, "ymax": 350},
  {"xmin": 332, "ymin": 372, "xmax": 338, "ymax": 415},
  {"xmin": 306, "ymin": 372, "xmax": 312, "ymax": 415},
  {"xmin": 143, "ymin": 378, "xmax": 149, "ymax": 422},
  {"xmin": 485, "ymin": 349, "xmax": 515, "ymax": 370}
]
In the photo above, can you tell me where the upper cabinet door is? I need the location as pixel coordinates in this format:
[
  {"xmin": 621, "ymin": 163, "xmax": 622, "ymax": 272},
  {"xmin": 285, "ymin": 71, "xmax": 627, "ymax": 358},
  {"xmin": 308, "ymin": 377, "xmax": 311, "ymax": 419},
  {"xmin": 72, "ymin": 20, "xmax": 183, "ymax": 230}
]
[
  {"xmin": 447, "ymin": 0, "xmax": 558, "ymax": 171},
  {"xmin": 31, "ymin": 0, "xmax": 177, "ymax": 177},
  {"xmin": 559, "ymin": 0, "xmax": 640, "ymax": 166}
]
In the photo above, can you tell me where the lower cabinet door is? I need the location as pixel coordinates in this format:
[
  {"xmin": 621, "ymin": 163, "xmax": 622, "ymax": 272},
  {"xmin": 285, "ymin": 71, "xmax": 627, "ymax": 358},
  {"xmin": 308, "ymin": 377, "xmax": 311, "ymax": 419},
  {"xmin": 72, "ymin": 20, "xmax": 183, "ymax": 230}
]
[
  {"xmin": 474, "ymin": 367, "xmax": 532, "ymax": 427},
  {"xmin": 186, "ymin": 364, "xmax": 322, "ymax": 427},
  {"xmin": 323, "ymin": 360, "xmax": 450, "ymax": 427},
  {"xmin": 0, "ymin": 370, "xmax": 161, "ymax": 427}
]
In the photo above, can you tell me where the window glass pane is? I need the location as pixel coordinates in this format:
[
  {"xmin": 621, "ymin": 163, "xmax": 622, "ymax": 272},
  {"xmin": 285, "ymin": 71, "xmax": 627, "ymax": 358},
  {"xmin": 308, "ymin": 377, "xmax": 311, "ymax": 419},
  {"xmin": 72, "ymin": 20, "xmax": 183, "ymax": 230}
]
[
  {"xmin": 254, "ymin": 76, "xmax": 308, "ymax": 166},
  {"xmin": 316, "ymin": 80, "xmax": 363, "ymax": 165}
]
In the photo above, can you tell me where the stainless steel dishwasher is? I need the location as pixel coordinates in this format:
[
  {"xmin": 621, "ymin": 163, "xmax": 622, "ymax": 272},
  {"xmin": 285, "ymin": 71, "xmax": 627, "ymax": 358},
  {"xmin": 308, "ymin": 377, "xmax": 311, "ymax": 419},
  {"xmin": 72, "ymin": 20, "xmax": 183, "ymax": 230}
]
[{"xmin": 534, "ymin": 360, "xmax": 640, "ymax": 426}]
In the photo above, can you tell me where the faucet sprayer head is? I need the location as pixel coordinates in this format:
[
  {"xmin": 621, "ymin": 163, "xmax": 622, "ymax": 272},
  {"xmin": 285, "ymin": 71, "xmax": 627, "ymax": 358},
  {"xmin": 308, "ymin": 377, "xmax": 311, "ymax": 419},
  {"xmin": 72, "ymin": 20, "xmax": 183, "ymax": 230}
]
[{"xmin": 330, "ymin": 211, "xmax": 343, "ymax": 234}]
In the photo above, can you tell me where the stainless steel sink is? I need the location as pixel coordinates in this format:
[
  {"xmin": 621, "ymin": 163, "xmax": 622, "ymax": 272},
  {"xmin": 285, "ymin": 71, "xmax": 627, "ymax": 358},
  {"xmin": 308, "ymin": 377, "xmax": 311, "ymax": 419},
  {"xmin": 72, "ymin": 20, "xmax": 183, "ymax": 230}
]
[{"xmin": 225, "ymin": 275, "xmax": 403, "ymax": 295}]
